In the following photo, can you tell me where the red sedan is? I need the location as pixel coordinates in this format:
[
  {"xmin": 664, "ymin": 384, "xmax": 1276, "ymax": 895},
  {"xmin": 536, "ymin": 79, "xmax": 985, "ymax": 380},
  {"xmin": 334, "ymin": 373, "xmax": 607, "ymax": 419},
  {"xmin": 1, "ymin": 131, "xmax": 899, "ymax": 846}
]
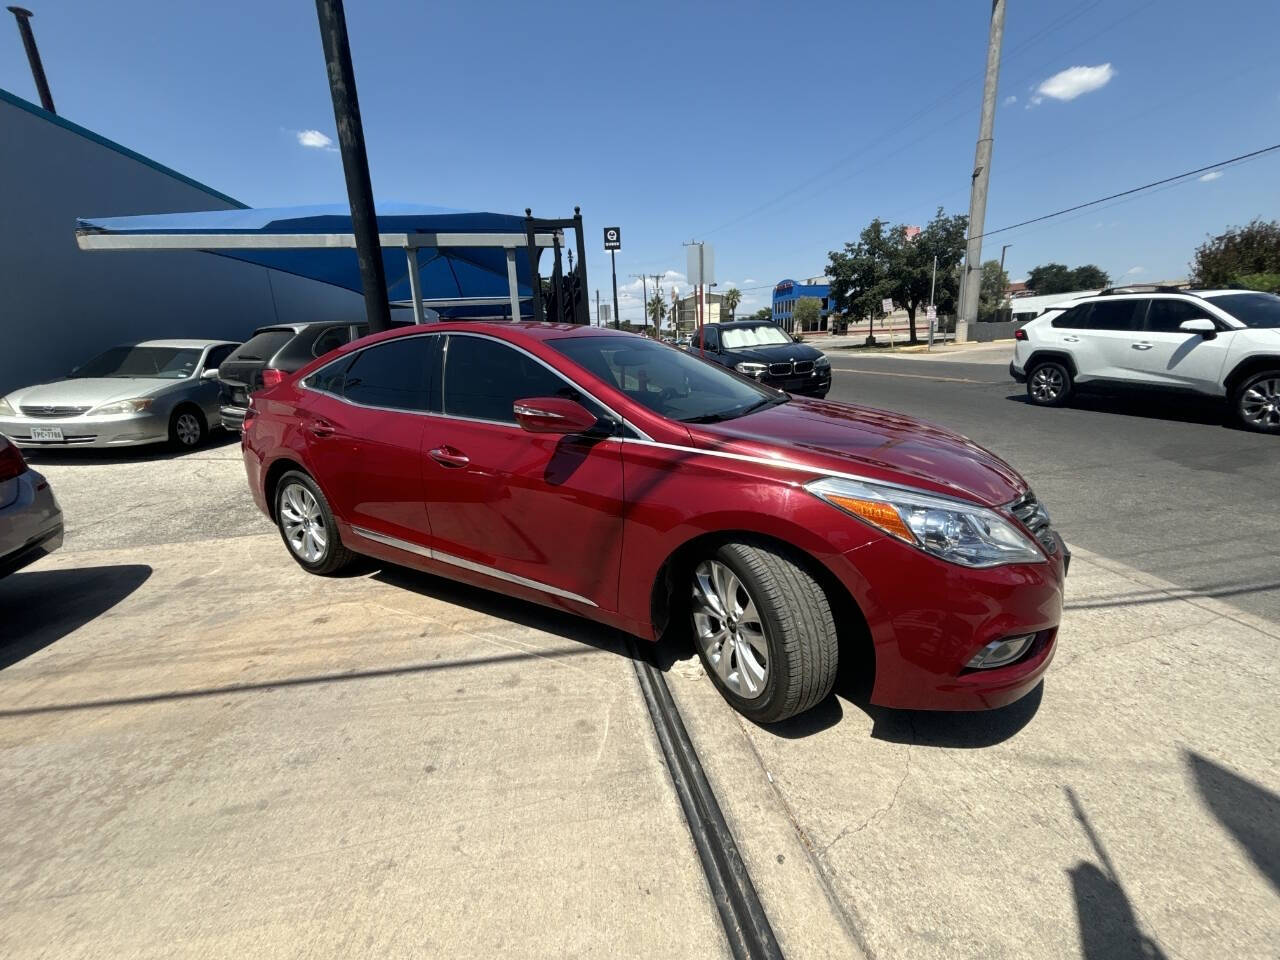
[{"xmin": 241, "ymin": 322, "xmax": 1065, "ymax": 723}]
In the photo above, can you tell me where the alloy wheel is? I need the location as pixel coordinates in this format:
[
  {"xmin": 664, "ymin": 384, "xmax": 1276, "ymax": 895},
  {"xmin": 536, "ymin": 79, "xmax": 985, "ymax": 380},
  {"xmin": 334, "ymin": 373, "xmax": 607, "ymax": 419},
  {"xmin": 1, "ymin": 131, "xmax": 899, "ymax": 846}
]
[
  {"xmin": 691, "ymin": 559, "xmax": 769, "ymax": 699},
  {"xmin": 175, "ymin": 412, "xmax": 202, "ymax": 446},
  {"xmin": 1030, "ymin": 366, "xmax": 1064, "ymax": 403},
  {"xmin": 1239, "ymin": 377, "xmax": 1280, "ymax": 430},
  {"xmin": 279, "ymin": 482, "xmax": 327, "ymax": 563}
]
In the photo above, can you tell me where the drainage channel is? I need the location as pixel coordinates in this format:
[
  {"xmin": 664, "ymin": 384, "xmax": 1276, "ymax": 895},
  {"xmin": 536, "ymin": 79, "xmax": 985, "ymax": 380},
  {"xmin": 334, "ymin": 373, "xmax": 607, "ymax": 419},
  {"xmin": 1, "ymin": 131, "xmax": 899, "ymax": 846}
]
[{"xmin": 631, "ymin": 650, "xmax": 784, "ymax": 960}]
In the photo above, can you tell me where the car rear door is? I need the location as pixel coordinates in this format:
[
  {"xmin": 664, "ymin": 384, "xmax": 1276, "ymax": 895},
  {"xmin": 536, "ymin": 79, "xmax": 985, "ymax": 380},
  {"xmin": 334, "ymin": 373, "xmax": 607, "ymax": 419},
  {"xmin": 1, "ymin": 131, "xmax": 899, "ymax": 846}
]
[
  {"xmin": 1122, "ymin": 297, "xmax": 1234, "ymax": 394},
  {"xmin": 1076, "ymin": 298, "xmax": 1148, "ymax": 382},
  {"xmin": 300, "ymin": 335, "xmax": 437, "ymax": 549},
  {"xmin": 419, "ymin": 332, "xmax": 625, "ymax": 611}
]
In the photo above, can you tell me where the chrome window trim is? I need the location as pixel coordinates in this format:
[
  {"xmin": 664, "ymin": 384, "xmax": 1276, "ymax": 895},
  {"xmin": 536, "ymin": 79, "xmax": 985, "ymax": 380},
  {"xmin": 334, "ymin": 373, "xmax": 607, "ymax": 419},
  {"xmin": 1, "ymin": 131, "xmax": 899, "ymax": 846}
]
[
  {"xmin": 349, "ymin": 525, "xmax": 597, "ymax": 607},
  {"xmin": 299, "ymin": 329, "xmax": 650, "ymax": 440}
]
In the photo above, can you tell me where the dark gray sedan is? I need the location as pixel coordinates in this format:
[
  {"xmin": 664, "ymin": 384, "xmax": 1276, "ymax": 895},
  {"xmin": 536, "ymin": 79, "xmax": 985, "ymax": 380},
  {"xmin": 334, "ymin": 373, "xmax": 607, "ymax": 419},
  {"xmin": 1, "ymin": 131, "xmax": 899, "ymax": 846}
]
[{"xmin": 0, "ymin": 339, "xmax": 239, "ymax": 450}]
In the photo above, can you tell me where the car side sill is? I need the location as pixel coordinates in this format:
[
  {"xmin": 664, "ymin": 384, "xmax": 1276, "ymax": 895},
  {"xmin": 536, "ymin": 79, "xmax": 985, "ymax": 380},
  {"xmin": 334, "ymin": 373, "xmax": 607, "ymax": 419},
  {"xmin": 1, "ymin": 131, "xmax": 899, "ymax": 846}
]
[{"xmin": 349, "ymin": 525, "xmax": 597, "ymax": 607}]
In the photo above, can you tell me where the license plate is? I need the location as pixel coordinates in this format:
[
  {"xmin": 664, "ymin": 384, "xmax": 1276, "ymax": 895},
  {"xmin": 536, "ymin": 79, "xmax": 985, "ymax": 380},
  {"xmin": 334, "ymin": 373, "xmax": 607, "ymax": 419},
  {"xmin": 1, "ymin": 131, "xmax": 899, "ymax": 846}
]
[{"xmin": 29, "ymin": 426, "xmax": 63, "ymax": 441}]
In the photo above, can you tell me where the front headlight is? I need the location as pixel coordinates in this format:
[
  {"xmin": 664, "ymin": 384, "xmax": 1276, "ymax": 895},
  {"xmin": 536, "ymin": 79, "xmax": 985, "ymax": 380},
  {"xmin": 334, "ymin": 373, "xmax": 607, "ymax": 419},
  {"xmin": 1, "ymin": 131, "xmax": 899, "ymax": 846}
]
[
  {"xmin": 815, "ymin": 355, "xmax": 830, "ymax": 369},
  {"xmin": 89, "ymin": 397, "xmax": 154, "ymax": 416},
  {"xmin": 0, "ymin": 395, "xmax": 14, "ymax": 416},
  {"xmin": 807, "ymin": 476, "xmax": 1045, "ymax": 567},
  {"xmin": 735, "ymin": 362, "xmax": 767, "ymax": 376}
]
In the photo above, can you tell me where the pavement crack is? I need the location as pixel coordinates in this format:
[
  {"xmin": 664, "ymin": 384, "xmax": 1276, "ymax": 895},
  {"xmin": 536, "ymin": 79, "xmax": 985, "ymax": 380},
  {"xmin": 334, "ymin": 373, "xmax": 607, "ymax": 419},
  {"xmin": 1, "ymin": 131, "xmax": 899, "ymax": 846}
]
[{"xmin": 823, "ymin": 724, "xmax": 914, "ymax": 856}]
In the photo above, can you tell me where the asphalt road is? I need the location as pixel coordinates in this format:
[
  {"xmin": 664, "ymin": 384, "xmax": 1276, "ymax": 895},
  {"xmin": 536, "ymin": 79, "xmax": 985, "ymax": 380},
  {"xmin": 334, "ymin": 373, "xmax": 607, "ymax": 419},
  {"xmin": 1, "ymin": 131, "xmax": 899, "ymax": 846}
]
[{"xmin": 823, "ymin": 342, "xmax": 1280, "ymax": 624}]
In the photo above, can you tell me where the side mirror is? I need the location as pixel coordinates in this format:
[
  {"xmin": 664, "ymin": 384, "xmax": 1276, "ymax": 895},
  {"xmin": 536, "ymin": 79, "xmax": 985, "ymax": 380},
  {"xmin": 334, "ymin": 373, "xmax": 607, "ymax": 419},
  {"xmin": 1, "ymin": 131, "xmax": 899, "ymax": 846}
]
[
  {"xmin": 1179, "ymin": 318, "xmax": 1217, "ymax": 338},
  {"xmin": 201, "ymin": 367, "xmax": 220, "ymax": 380},
  {"xmin": 513, "ymin": 396, "xmax": 604, "ymax": 435}
]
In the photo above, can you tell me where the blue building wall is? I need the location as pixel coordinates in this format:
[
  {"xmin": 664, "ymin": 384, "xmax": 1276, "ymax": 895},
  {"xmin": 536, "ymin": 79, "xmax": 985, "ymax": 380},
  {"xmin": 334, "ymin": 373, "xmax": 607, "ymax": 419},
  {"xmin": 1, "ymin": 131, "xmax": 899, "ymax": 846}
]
[{"xmin": 771, "ymin": 279, "xmax": 832, "ymax": 331}]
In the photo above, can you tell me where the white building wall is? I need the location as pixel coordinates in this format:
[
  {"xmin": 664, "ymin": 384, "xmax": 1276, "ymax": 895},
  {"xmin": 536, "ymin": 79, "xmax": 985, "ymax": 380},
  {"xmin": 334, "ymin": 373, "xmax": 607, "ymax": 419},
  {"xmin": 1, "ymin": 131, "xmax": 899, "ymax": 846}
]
[{"xmin": 0, "ymin": 90, "xmax": 363, "ymax": 395}]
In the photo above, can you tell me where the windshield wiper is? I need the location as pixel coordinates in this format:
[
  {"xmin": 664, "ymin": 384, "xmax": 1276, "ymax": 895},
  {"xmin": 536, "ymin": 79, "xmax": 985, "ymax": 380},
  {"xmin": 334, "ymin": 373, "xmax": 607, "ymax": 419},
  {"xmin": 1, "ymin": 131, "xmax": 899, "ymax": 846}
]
[{"xmin": 683, "ymin": 396, "xmax": 786, "ymax": 424}]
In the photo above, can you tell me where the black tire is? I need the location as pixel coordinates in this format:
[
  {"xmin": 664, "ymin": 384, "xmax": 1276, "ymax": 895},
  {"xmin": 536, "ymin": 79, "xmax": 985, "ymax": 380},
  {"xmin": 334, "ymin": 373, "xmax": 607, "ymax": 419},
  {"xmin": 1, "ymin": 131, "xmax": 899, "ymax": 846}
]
[
  {"xmin": 1232, "ymin": 370, "xmax": 1280, "ymax": 434},
  {"xmin": 274, "ymin": 470, "xmax": 356, "ymax": 576},
  {"xmin": 169, "ymin": 405, "xmax": 207, "ymax": 449},
  {"xmin": 689, "ymin": 540, "xmax": 838, "ymax": 724},
  {"xmin": 1026, "ymin": 360, "xmax": 1073, "ymax": 407}
]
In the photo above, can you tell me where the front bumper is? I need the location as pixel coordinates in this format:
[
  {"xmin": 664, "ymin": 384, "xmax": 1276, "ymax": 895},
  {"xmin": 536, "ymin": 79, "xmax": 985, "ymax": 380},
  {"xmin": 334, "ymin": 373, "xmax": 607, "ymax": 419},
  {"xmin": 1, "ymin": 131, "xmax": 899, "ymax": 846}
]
[
  {"xmin": 762, "ymin": 370, "xmax": 832, "ymax": 396},
  {"xmin": 0, "ymin": 469, "xmax": 63, "ymax": 578},
  {"xmin": 0, "ymin": 411, "xmax": 170, "ymax": 448},
  {"xmin": 833, "ymin": 531, "xmax": 1066, "ymax": 711}
]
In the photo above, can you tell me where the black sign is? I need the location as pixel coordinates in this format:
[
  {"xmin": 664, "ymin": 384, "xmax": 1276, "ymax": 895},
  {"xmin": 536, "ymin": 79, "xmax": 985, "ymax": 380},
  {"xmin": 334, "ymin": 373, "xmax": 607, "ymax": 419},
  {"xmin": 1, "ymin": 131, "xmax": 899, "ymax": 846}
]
[{"xmin": 603, "ymin": 226, "xmax": 621, "ymax": 251}]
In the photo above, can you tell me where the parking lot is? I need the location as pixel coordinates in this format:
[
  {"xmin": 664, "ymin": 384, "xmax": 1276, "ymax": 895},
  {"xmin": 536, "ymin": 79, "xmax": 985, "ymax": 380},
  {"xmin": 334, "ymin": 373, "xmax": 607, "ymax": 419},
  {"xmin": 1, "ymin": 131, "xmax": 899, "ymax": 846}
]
[{"xmin": 3, "ymin": 346, "xmax": 1277, "ymax": 959}]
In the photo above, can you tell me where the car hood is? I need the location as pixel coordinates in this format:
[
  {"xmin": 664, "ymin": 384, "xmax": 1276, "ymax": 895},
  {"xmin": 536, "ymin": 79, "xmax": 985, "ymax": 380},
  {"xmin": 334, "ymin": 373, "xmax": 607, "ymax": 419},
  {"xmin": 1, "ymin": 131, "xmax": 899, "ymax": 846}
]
[
  {"xmin": 688, "ymin": 397, "xmax": 1027, "ymax": 507},
  {"xmin": 7, "ymin": 378, "xmax": 178, "ymax": 408},
  {"xmin": 724, "ymin": 342, "xmax": 824, "ymax": 364}
]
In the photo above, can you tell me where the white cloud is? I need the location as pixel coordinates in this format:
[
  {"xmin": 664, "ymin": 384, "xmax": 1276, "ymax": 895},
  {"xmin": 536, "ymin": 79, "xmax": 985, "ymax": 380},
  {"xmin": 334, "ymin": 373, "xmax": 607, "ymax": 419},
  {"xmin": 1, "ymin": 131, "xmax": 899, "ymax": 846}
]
[
  {"xmin": 1198, "ymin": 170, "xmax": 1223, "ymax": 182},
  {"xmin": 1004, "ymin": 95, "xmax": 1017, "ymax": 106},
  {"xmin": 1124, "ymin": 266, "xmax": 1144, "ymax": 276},
  {"xmin": 1032, "ymin": 63, "xmax": 1115, "ymax": 104},
  {"xmin": 296, "ymin": 129, "xmax": 337, "ymax": 150},
  {"xmin": 743, "ymin": 277, "xmax": 757, "ymax": 284}
]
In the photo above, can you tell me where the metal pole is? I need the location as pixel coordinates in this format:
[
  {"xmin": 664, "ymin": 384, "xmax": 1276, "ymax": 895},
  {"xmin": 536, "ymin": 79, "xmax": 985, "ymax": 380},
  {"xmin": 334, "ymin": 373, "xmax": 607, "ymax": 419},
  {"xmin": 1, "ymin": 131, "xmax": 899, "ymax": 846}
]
[
  {"xmin": 406, "ymin": 248, "xmax": 425, "ymax": 324},
  {"xmin": 640, "ymin": 273, "xmax": 648, "ymax": 337},
  {"xmin": 610, "ymin": 250, "xmax": 620, "ymax": 330},
  {"xmin": 698, "ymin": 244, "xmax": 705, "ymax": 358},
  {"xmin": 573, "ymin": 207, "xmax": 588, "ymax": 325},
  {"xmin": 596, "ymin": 289, "xmax": 600, "ymax": 327},
  {"xmin": 930, "ymin": 255, "xmax": 938, "ymax": 308},
  {"xmin": 505, "ymin": 249, "xmax": 521, "ymax": 322},
  {"xmin": 314, "ymin": 0, "xmax": 391, "ymax": 333},
  {"xmin": 6, "ymin": 7, "xmax": 54, "ymax": 113},
  {"xmin": 999, "ymin": 243, "xmax": 1011, "ymax": 276},
  {"xmin": 957, "ymin": 0, "xmax": 1006, "ymax": 345}
]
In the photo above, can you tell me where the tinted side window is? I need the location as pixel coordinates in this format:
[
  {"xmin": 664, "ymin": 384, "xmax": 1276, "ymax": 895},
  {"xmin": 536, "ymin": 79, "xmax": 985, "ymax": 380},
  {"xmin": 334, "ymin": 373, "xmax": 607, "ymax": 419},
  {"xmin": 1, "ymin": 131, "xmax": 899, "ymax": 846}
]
[
  {"xmin": 204, "ymin": 345, "xmax": 237, "ymax": 370},
  {"xmin": 1087, "ymin": 300, "xmax": 1145, "ymax": 332},
  {"xmin": 228, "ymin": 329, "xmax": 293, "ymax": 362},
  {"xmin": 305, "ymin": 355, "xmax": 355, "ymax": 395},
  {"xmin": 1145, "ymin": 299, "xmax": 1207, "ymax": 333},
  {"xmin": 704, "ymin": 329, "xmax": 720, "ymax": 350},
  {"xmin": 1051, "ymin": 305, "xmax": 1091, "ymax": 329},
  {"xmin": 343, "ymin": 337, "xmax": 434, "ymax": 411},
  {"xmin": 312, "ymin": 326, "xmax": 351, "ymax": 357},
  {"xmin": 443, "ymin": 336, "xmax": 577, "ymax": 424}
]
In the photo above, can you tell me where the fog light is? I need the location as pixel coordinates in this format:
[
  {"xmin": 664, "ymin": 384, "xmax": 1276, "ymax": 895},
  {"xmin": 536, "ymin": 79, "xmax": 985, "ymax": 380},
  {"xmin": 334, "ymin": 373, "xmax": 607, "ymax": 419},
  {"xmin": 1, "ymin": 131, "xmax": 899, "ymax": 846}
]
[{"xmin": 966, "ymin": 634, "xmax": 1035, "ymax": 670}]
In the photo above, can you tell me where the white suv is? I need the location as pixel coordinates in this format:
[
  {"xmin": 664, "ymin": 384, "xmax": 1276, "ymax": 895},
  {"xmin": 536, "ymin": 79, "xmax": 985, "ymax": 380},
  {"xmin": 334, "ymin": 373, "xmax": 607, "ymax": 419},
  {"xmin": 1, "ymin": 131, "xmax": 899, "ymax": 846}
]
[{"xmin": 1010, "ymin": 289, "xmax": 1280, "ymax": 433}]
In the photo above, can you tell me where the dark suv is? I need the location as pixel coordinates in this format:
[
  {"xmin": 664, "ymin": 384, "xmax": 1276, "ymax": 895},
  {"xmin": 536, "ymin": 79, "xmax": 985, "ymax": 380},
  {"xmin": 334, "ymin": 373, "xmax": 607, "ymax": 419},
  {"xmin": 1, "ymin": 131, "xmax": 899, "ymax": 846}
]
[
  {"xmin": 689, "ymin": 321, "xmax": 831, "ymax": 398},
  {"xmin": 218, "ymin": 322, "xmax": 375, "ymax": 431}
]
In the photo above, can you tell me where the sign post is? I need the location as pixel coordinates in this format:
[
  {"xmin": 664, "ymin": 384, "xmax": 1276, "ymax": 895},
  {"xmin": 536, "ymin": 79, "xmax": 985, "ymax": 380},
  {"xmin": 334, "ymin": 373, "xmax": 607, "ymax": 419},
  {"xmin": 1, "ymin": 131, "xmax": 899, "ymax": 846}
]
[
  {"xmin": 926, "ymin": 304, "xmax": 937, "ymax": 350},
  {"xmin": 604, "ymin": 227, "xmax": 621, "ymax": 330}
]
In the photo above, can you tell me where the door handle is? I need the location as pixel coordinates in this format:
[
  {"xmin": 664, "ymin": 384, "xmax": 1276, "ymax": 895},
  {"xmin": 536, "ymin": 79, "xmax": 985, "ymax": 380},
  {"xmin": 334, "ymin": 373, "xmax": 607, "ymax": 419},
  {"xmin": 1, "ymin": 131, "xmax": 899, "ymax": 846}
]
[
  {"xmin": 429, "ymin": 445, "xmax": 470, "ymax": 468},
  {"xmin": 1131, "ymin": 343, "xmax": 1153, "ymax": 351},
  {"xmin": 308, "ymin": 418, "xmax": 335, "ymax": 437},
  {"xmin": 1062, "ymin": 336, "xmax": 1080, "ymax": 342}
]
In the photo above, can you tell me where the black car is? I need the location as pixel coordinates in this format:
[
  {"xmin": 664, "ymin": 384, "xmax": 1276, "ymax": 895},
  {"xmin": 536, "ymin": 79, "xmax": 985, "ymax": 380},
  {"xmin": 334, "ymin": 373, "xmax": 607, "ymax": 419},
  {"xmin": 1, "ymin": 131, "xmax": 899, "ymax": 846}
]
[
  {"xmin": 688, "ymin": 321, "xmax": 831, "ymax": 398},
  {"xmin": 217, "ymin": 321, "xmax": 379, "ymax": 430}
]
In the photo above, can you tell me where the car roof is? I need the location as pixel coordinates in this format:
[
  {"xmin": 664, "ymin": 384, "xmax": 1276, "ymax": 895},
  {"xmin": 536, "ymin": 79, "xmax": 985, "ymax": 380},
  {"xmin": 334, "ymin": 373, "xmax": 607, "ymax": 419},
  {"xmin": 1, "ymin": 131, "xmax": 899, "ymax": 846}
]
[
  {"xmin": 251, "ymin": 321, "xmax": 354, "ymax": 335},
  {"xmin": 346, "ymin": 320, "xmax": 649, "ymax": 352},
  {"xmin": 134, "ymin": 339, "xmax": 239, "ymax": 349}
]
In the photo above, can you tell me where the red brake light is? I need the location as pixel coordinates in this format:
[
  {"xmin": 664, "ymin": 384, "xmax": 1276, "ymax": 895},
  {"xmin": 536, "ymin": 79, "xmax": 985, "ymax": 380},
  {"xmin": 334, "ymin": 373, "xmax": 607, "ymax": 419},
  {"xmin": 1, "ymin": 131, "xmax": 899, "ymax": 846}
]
[
  {"xmin": 260, "ymin": 368, "xmax": 286, "ymax": 389},
  {"xmin": 1014, "ymin": 328, "xmax": 1028, "ymax": 341},
  {"xmin": 0, "ymin": 440, "xmax": 27, "ymax": 482}
]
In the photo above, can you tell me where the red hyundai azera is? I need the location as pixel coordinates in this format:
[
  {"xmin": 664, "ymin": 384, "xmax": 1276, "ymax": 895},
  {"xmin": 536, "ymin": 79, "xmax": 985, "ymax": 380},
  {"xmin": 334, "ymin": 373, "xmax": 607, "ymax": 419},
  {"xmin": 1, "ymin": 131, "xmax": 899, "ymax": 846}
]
[{"xmin": 241, "ymin": 322, "xmax": 1065, "ymax": 723}]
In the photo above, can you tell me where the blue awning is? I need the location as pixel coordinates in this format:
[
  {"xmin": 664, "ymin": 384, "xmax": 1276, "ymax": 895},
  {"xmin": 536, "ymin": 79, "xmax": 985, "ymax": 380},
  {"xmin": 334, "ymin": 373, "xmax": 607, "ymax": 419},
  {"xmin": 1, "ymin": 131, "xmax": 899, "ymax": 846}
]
[{"xmin": 75, "ymin": 203, "xmax": 549, "ymax": 318}]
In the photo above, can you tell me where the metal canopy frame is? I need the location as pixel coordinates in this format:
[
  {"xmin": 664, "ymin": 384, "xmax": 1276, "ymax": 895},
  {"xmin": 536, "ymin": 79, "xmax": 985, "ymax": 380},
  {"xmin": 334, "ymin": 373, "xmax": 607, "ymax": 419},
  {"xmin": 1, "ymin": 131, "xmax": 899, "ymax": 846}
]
[{"xmin": 75, "ymin": 228, "xmax": 567, "ymax": 325}]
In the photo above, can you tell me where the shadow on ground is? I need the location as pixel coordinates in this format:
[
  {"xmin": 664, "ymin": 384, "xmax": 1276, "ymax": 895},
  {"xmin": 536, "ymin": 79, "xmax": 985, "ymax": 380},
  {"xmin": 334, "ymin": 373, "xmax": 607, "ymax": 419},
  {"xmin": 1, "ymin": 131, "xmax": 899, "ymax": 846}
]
[
  {"xmin": 1186, "ymin": 750, "xmax": 1279, "ymax": 894},
  {"xmin": 0, "ymin": 563, "xmax": 152, "ymax": 668},
  {"xmin": 1005, "ymin": 391, "xmax": 1230, "ymax": 428},
  {"xmin": 22, "ymin": 430, "xmax": 239, "ymax": 467}
]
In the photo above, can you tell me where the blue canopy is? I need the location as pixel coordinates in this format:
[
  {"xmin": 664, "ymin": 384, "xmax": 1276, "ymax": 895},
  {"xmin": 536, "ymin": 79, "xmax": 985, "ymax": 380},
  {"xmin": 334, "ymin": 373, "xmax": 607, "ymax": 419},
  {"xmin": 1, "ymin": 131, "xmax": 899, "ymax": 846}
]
[{"xmin": 75, "ymin": 203, "xmax": 549, "ymax": 318}]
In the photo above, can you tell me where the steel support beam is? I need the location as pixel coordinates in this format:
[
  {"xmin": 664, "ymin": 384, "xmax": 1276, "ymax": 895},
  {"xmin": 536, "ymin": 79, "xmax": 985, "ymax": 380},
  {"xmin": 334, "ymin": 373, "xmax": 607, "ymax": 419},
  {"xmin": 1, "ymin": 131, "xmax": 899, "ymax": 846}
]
[{"xmin": 405, "ymin": 247, "xmax": 425, "ymax": 324}]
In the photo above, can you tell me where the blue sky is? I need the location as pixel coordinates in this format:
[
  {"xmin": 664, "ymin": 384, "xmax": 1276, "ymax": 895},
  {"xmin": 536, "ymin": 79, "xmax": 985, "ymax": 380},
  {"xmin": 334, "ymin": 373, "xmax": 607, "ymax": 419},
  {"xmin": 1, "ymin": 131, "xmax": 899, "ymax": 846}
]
[{"xmin": 3, "ymin": 0, "xmax": 1278, "ymax": 321}]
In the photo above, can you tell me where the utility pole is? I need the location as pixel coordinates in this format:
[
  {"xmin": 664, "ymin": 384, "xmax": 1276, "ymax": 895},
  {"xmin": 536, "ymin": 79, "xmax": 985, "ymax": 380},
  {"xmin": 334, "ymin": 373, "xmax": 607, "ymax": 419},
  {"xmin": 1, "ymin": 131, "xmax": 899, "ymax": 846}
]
[
  {"xmin": 315, "ymin": 0, "xmax": 391, "ymax": 333},
  {"xmin": 595, "ymin": 289, "xmax": 600, "ymax": 327},
  {"xmin": 610, "ymin": 251, "xmax": 620, "ymax": 329},
  {"xmin": 651, "ymin": 274, "xmax": 663, "ymax": 335},
  {"xmin": 999, "ymin": 243, "xmax": 1011, "ymax": 276},
  {"xmin": 7, "ymin": 7, "xmax": 55, "ymax": 113},
  {"xmin": 630, "ymin": 273, "xmax": 650, "ymax": 337},
  {"xmin": 958, "ymin": 0, "xmax": 1006, "ymax": 344}
]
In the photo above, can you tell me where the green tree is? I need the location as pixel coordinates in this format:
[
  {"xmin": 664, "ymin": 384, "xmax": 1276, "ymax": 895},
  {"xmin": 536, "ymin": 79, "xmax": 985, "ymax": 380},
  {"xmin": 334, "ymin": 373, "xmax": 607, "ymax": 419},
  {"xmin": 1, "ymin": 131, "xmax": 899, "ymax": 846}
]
[
  {"xmin": 894, "ymin": 208, "xmax": 968, "ymax": 342},
  {"xmin": 750, "ymin": 307, "xmax": 774, "ymax": 322},
  {"xmin": 827, "ymin": 218, "xmax": 896, "ymax": 335},
  {"xmin": 723, "ymin": 287, "xmax": 742, "ymax": 320},
  {"xmin": 793, "ymin": 297, "xmax": 821, "ymax": 332},
  {"xmin": 647, "ymin": 292, "xmax": 668, "ymax": 332},
  {"xmin": 1071, "ymin": 265, "xmax": 1109, "ymax": 289},
  {"xmin": 1027, "ymin": 262, "xmax": 1109, "ymax": 294},
  {"xmin": 1192, "ymin": 219, "xmax": 1280, "ymax": 290},
  {"xmin": 978, "ymin": 260, "xmax": 1010, "ymax": 321}
]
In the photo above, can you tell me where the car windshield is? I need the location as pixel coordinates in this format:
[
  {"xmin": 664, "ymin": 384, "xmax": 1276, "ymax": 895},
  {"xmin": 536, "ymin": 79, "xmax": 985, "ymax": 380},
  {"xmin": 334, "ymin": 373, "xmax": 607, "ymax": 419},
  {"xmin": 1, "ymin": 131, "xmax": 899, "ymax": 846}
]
[
  {"xmin": 72, "ymin": 346, "xmax": 203, "ymax": 379},
  {"xmin": 1205, "ymin": 292, "xmax": 1280, "ymax": 329},
  {"xmin": 551, "ymin": 335, "xmax": 785, "ymax": 424},
  {"xmin": 720, "ymin": 324, "xmax": 792, "ymax": 349}
]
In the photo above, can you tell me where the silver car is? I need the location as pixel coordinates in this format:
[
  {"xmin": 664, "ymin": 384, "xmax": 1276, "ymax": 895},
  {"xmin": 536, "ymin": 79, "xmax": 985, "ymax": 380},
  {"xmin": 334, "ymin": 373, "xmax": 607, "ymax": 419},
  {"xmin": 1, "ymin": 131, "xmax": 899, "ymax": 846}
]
[
  {"xmin": 0, "ymin": 434, "xmax": 62, "ymax": 578},
  {"xmin": 0, "ymin": 339, "xmax": 240, "ymax": 450}
]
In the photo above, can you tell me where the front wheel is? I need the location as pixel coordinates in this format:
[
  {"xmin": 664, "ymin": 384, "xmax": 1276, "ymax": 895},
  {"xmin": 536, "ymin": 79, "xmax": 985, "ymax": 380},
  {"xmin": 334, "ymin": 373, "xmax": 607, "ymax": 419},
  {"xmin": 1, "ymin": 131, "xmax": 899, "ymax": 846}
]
[
  {"xmin": 1027, "ymin": 361, "xmax": 1072, "ymax": 407},
  {"xmin": 275, "ymin": 471, "xmax": 356, "ymax": 575},
  {"xmin": 169, "ymin": 406, "xmax": 206, "ymax": 449},
  {"xmin": 1234, "ymin": 371, "xmax": 1280, "ymax": 433},
  {"xmin": 689, "ymin": 541, "xmax": 838, "ymax": 724}
]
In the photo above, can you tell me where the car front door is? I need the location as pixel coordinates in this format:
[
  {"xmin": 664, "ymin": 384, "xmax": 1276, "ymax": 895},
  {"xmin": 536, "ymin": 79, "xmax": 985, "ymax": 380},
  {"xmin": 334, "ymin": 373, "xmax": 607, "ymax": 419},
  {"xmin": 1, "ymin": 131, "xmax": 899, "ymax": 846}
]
[
  {"xmin": 1122, "ymin": 297, "xmax": 1234, "ymax": 394},
  {"xmin": 198, "ymin": 344, "xmax": 237, "ymax": 423},
  {"xmin": 300, "ymin": 335, "xmax": 437, "ymax": 548},
  {"xmin": 420, "ymin": 332, "xmax": 625, "ymax": 611}
]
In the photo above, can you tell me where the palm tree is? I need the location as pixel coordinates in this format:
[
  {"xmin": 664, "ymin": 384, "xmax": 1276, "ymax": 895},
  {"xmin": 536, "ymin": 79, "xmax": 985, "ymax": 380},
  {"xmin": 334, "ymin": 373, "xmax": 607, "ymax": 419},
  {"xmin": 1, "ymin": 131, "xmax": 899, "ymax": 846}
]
[
  {"xmin": 647, "ymin": 292, "xmax": 668, "ymax": 335},
  {"xmin": 723, "ymin": 287, "xmax": 742, "ymax": 320}
]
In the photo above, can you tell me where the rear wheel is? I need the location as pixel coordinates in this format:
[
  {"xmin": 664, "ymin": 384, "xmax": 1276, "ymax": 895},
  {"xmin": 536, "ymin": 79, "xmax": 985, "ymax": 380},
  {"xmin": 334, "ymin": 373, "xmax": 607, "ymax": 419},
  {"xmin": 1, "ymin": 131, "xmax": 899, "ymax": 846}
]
[
  {"xmin": 689, "ymin": 541, "xmax": 838, "ymax": 724},
  {"xmin": 1027, "ymin": 361, "xmax": 1072, "ymax": 407},
  {"xmin": 275, "ymin": 470, "xmax": 355, "ymax": 575},
  {"xmin": 1234, "ymin": 370, "xmax": 1280, "ymax": 433},
  {"xmin": 169, "ymin": 406, "xmax": 206, "ymax": 449}
]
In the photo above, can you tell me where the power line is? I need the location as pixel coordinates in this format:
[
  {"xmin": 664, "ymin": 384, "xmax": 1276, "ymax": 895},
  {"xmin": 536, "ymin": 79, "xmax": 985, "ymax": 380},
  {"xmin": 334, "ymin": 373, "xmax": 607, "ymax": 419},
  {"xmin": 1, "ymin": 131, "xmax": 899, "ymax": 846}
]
[{"xmin": 975, "ymin": 142, "xmax": 1280, "ymax": 240}]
